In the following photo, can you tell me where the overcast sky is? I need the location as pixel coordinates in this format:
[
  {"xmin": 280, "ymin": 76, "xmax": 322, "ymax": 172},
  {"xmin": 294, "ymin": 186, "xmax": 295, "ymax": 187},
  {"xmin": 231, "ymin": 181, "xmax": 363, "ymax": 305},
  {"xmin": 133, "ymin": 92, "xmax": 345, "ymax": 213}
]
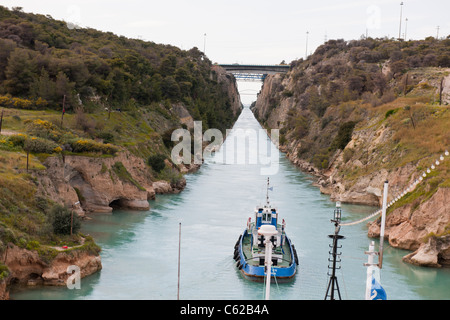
[
  {"xmin": 3, "ymin": 0, "xmax": 449, "ymax": 65},
  {"xmin": 3, "ymin": 0, "xmax": 449, "ymax": 104}
]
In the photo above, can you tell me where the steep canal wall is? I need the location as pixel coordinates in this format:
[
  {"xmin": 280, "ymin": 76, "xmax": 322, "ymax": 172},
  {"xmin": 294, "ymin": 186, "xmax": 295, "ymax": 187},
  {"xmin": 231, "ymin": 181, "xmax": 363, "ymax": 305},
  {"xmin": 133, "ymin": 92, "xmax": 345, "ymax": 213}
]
[{"xmin": 251, "ymin": 38, "xmax": 450, "ymax": 267}]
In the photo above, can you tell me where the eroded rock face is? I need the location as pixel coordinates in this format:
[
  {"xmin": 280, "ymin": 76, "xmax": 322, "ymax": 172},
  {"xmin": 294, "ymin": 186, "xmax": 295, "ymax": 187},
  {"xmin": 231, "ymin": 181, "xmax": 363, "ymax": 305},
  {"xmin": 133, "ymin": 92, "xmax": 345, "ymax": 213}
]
[
  {"xmin": 403, "ymin": 235, "xmax": 450, "ymax": 268},
  {"xmin": 34, "ymin": 151, "xmax": 155, "ymax": 214},
  {"xmin": 41, "ymin": 250, "xmax": 102, "ymax": 285},
  {"xmin": 3, "ymin": 244, "xmax": 102, "ymax": 291},
  {"xmin": 368, "ymin": 188, "xmax": 450, "ymax": 266}
]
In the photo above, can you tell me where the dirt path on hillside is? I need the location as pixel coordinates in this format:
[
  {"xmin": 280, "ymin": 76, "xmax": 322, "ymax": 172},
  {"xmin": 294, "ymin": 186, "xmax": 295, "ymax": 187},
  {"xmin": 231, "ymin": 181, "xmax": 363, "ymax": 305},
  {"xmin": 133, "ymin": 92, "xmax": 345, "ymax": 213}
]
[{"xmin": 0, "ymin": 130, "xmax": 18, "ymax": 136}]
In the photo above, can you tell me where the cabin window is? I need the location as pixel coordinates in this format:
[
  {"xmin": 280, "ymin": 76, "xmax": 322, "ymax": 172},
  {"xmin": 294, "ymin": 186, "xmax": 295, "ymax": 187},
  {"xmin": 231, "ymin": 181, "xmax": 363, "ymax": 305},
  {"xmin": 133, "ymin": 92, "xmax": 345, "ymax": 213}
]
[{"xmin": 262, "ymin": 213, "xmax": 271, "ymax": 223}]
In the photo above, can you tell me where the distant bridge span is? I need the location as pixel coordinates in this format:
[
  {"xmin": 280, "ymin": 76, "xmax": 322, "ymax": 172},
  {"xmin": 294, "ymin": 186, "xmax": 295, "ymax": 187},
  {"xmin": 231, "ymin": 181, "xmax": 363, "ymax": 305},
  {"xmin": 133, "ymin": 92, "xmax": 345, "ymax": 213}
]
[{"xmin": 218, "ymin": 64, "xmax": 290, "ymax": 81}]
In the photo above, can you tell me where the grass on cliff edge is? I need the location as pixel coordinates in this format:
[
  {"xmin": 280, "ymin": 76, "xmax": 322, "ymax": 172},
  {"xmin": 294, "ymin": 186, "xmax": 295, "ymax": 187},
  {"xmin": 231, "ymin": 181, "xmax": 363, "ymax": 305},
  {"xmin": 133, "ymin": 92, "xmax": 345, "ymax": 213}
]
[{"xmin": 0, "ymin": 148, "xmax": 100, "ymax": 264}]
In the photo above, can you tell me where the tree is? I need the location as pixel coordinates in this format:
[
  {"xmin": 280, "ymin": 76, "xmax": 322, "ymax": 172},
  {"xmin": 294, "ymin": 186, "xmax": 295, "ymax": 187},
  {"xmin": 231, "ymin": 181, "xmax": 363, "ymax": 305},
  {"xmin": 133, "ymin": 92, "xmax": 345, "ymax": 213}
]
[
  {"xmin": 48, "ymin": 204, "xmax": 81, "ymax": 235},
  {"xmin": 331, "ymin": 121, "xmax": 357, "ymax": 151},
  {"xmin": 372, "ymin": 73, "xmax": 387, "ymax": 96},
  {"xmin": 159, "ymin": 55, "xmax": 177, "ymax": 77},
  {"xmin": 161, "ymin": 76, "xmax": 181, "ymax": 100},
  {"xmin": 0, "ymin": 38, "xmax": 17, "ymax": 80},
  {"xmin": 31, "ymin": 68, "xmax": 56, "ymax": 106},
  {"xmin": 148, "ymin": 154, "xmax": 166, "ymax": 172},
  {"xmin": 4, "ymin": 48, "xmax": 37, "ymax": 96}
]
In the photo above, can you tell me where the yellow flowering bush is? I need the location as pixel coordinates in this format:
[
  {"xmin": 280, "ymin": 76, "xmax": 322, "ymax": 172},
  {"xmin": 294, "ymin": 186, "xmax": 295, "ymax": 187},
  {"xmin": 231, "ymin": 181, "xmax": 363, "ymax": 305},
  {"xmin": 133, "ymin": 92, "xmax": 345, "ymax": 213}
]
[
  {"xmin": 0, "ymin": 95, "xmax": 48, "ymax": 109},
  {"xmin": 25, "ymin": 119, "xmax": 62, "ymax": 142},
  {"xmin": 70, "ymin": 139, "xmax": 118, "ymax": 155},
  {"xmin": 0, "ymin": 138, "xmax": 15, "ymax": 150},
  {"xmin": 8, "ymin": 133, "xmax": 28, "ymax": 147},
  {"xmin": 24, "ymin": 136, "xmax": 59, "ymax": 154}
]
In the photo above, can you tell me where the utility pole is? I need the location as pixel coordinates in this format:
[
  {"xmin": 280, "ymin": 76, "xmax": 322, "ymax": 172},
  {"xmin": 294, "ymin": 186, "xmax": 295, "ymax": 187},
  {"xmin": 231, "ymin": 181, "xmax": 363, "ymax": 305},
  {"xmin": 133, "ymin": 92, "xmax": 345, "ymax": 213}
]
[
  {"xmin": 0, "ymin": 108, "xmax": 3, "ymax": 134},
  {"xmin": 203, "ymin": 33, "xmax": 206, "ymax": 55},
  {"xmin": 305, "ymin": 31, "xmax": 309, "ymax": 60},
  {"xmin": 398, "ymin": 2, "xmax": 404, "ymax": 40},
  {"xmin": 60, "ymin": 95, "xmax": 66, "ymax": 127},
  {"xmin": 404, "ymin": 18, "xmax": 408, "ymax": 40}
]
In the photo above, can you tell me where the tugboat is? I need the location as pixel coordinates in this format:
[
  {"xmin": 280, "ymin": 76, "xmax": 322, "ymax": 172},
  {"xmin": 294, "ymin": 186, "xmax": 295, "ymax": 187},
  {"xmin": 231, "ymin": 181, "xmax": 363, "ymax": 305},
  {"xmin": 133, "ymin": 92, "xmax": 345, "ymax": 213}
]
[{"xmin": 234, "ymin": 178, "xmax": 298, "ymax": 282}]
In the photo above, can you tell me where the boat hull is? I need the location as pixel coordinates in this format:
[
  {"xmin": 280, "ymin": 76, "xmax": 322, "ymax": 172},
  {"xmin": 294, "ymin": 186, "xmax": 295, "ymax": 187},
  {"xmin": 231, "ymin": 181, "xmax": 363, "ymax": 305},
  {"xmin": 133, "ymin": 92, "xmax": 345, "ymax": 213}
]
[{"xmin": 234, "ymin": 229, "xmax": 298, "ymax": 283}]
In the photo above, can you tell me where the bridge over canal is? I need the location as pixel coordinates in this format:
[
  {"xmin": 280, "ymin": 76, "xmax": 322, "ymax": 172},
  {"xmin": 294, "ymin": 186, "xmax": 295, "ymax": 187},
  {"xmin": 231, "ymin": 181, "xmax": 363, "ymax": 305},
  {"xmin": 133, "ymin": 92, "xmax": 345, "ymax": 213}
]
[{"xmin": 218, "ymin": 64, "xmax": 290, "ymax": 81}]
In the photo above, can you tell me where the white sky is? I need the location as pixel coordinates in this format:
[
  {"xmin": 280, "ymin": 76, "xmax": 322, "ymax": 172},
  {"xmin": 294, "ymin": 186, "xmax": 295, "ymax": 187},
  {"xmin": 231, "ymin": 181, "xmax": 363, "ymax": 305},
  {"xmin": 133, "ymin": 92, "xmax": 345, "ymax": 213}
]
[{"xmin": 2, "ymin": 0, "xmax": 449, "ymax": 104}]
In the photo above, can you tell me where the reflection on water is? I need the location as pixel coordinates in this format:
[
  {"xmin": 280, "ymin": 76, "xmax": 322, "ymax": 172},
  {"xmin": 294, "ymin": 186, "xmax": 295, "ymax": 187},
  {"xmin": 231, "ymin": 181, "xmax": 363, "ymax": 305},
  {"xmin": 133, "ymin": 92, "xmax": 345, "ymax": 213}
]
[{"xmin": 9, "ymin": 107, "xmax": 450, "ymax": 300}]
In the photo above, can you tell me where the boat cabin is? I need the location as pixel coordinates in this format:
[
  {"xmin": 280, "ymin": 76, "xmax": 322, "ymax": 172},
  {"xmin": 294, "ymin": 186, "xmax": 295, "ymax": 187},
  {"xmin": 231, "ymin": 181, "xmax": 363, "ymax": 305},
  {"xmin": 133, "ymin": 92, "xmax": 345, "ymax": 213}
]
[
  {"xmin": 255, "ymin": 205, "xmax": 277, "ymax": 229},
  {"xmin": 248, "ymin": 204, "xmax": 286, "ymax": 265}
]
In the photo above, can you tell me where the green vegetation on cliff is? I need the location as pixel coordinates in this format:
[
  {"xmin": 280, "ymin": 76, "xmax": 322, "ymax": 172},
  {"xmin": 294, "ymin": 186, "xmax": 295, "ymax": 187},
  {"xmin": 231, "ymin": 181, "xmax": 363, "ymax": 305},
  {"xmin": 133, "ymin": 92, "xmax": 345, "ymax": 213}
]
[
  {"xmin": 253, "ymin": 36, "xmax": 450, "ymax": 215},
  {"xmin": 0, "ymin": 5, "xmax": 241, "ymax": 266},
  {"xmin": 0, "ymin": 6, "xmax": 239, "ymax": 132},
  {"xmin": 259, "ymin": 36, "xmax": 449, "ymax": 169}
]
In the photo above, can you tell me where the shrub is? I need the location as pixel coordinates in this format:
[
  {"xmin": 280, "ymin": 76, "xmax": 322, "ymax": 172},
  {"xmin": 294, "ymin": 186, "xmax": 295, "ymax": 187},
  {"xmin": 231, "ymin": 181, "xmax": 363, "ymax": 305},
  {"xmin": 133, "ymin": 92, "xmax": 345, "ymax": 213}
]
[
  {"xmin": 25, "ymin": 119, "xmax": 62, "ymax": 142},
  {"xmin": 24, "ymin": 136, "xmax": 59, "ymax": 154},
  {"xmin": 97, "ymin": 131, "xmax": 115, "ymax": 143},
  {"xmin": 48, "ymin": 204, "xmax": 81, "ymax": 235},
  {"xmin": 148, "ymin": 154, "xmax": 166, "ymax": 172},
  {"xmin": 385, "ymin": 108, "xmax": 399, "ymax": 119},
  {"xmin": 8, "ymin": 133, "xmax": 27, "ymax": 147},
  {"xmin": 0, "ymin": 96, "xmax": 48, "ymax": 109},
  {"xmin": 331, "ymin": 121, "xmax": 357, "ymax": 151},
  {"xmin": 70, "ymin": 139, "xmax": 118, "ymax": 155},
  {"xmin": 162, "ymin": 128, "xmax": 177, "ymax": 148}
]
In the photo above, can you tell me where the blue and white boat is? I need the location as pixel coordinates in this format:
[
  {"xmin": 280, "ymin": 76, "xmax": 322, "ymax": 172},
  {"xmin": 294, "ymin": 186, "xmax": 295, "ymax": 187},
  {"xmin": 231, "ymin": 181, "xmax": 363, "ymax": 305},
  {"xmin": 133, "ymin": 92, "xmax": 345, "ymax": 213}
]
[{"xmin": 234, "ymin": 178, "xmax": 298, "ymax": 282}]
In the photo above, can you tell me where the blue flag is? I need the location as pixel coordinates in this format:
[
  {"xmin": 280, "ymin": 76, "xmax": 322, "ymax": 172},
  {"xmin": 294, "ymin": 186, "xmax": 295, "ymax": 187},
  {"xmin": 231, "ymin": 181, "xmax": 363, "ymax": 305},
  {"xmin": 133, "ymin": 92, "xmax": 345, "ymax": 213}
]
[
  {"xmin": 268, "ymin": 187, "xmax": 273, "ymax": 191},
  {"xmin": 370, "ymin": 277, "xmax": 387, "ymax": 300}
]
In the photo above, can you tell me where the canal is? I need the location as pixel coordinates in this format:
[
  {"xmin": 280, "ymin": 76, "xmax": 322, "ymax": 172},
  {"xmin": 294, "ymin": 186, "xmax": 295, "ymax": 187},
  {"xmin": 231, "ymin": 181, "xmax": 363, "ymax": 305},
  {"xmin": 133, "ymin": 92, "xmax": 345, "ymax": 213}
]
[{"xmin": 10, "ymin": 107, "xmax": 450, "ymax": 300}]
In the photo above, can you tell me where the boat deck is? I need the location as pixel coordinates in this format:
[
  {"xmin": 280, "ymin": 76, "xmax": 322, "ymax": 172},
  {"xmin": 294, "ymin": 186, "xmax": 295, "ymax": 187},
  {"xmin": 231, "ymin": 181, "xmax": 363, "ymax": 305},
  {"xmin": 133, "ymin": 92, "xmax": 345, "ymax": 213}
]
[{"xmin": 241, "ymin": 230, "xmax": 293, "ymax": 268}]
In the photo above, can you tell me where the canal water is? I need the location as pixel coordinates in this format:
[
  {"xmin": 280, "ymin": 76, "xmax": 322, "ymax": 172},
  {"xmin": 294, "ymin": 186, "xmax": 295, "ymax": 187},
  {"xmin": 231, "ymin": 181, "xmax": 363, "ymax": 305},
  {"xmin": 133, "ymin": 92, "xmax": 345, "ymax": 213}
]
[{"xmin": 10, "ymin": 107, "xmax": 450, "ymax": 300}]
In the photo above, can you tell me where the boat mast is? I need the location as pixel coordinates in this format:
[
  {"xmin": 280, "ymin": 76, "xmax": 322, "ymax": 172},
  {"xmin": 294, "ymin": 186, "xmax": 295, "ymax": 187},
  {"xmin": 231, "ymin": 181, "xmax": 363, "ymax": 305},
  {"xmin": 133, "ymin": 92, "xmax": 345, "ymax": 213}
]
[
  {"xmin": 325, "ymin": 202, "xmax": 345, "ymax": 300},
  {"xmin": 266, "ymin": 177, "xmax": 270, "ymax": 205}
]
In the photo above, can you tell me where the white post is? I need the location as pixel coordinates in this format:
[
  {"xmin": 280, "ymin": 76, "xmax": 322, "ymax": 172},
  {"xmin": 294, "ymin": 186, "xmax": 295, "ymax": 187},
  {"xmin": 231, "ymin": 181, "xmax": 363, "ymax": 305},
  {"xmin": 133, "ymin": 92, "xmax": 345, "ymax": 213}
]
[
  {"xmin": 365, "ymin": 241, "xmax": 376, "ymax": 300},
  {"xmin": 177, "ymin": 222, "xmax": 181, "ymax": 300},
  {"xmin": 264, "ymin": 240, "xmax": 273, "ymax": 301},
  {"xmin": 379, "ymin": 180, "xmax": 388, "ymax": 268},
  {"xmin": 258, "ymin": 224, "xmax": 278, "ymax": 301}
]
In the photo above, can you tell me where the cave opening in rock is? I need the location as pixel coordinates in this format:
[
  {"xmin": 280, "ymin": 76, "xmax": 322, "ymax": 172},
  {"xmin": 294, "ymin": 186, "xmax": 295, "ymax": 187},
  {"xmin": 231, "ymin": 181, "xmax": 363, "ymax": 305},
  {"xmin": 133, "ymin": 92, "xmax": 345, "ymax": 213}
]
[{"xmin": 109, "ymin": 199, "xmax": 123, "ymax": 209}]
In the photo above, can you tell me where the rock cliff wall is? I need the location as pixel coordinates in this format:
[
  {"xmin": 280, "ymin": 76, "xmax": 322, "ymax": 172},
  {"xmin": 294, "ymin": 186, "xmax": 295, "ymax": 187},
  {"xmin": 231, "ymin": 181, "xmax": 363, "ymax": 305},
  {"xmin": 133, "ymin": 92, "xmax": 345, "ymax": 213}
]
[
  {"xmin": 1, "ymin": 242, "xmax": 101, "ymax": 295},
  {"xmin": 252, "ymin": 69, "xmax": 450, "ymax": 268},
  {"xmin": 34, "ymin": 151, "xmax": 155, "ymax": 215}
]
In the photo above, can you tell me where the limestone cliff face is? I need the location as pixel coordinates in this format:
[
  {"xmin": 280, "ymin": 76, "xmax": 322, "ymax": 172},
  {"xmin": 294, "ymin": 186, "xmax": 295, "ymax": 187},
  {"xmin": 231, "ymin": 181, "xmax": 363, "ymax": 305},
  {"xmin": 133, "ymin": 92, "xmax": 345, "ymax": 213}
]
[
  {"xmin": 2, "ymin": 243, "xmax": 101, "ymax": 290},
  {"xmin": 252, "ymin": 68, "xmax": 450, "ymax": 268},
  {"xmin": 212, "ymin": 65, "xmax": 243, "ymax": 117},
  {"xmin": 34, "ymin": 151, "xmax": 156, "ymax": 215},
  {"xmin": 368, "ymin": 187, "xmax": 450, "ymax": 267},
  {"xmin": 252, "ymin": 74, "xmax": 288, "ymax": 128}
]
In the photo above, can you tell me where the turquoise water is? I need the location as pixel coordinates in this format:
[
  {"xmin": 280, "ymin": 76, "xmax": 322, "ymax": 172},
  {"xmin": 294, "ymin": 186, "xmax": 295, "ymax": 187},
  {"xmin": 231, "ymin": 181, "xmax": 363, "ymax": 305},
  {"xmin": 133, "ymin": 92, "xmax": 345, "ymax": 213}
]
[{"xmin": 10, "ymin": 107, "xmax": 450, "ymax": 300}]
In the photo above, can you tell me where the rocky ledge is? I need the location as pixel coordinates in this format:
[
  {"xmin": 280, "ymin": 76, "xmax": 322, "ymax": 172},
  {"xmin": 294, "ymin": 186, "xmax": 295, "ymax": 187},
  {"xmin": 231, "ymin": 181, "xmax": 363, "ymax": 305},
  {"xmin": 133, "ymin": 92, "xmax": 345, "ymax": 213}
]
[
  {"xmin": 0, "ymin": 241, "xmax": 102, "ymax": 299},
  {"xmin": 368, "ymin": 187, "xmax": 450, "ymax": 267}
]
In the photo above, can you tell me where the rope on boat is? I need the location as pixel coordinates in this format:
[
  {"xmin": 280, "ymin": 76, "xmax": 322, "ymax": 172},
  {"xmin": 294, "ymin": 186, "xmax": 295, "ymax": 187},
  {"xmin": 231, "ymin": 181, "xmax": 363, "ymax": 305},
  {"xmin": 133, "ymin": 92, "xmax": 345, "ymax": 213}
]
[{"xmin": 339, "ymin": 150, "xmax": 449, "ymax": 227}]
